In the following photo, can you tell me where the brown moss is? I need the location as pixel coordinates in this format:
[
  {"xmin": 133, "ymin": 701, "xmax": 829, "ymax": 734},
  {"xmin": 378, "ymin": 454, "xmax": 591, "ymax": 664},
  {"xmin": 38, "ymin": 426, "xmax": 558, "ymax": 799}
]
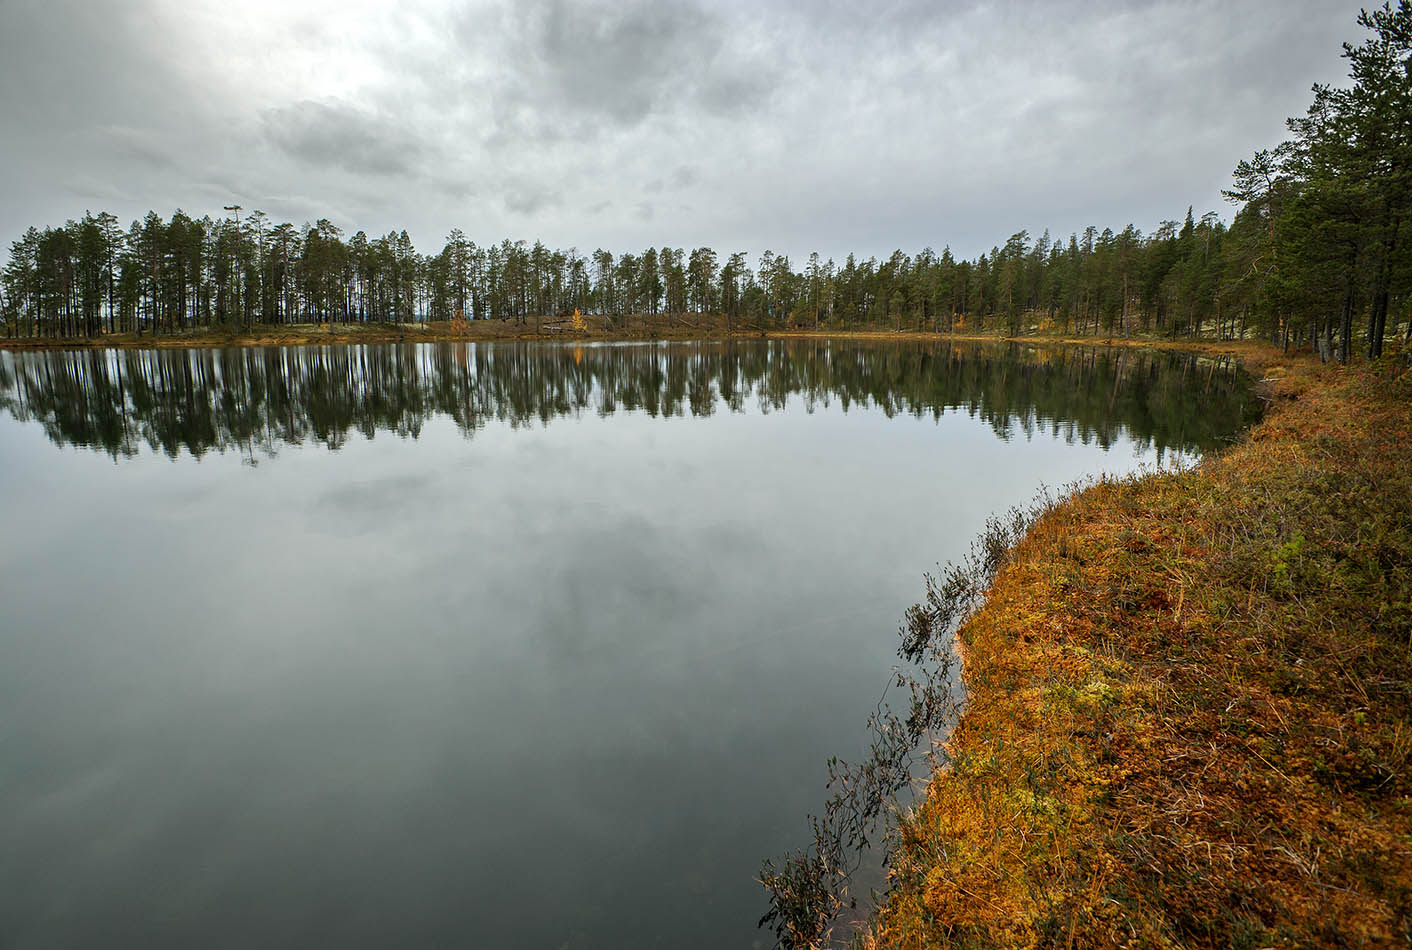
[{"xmin": 875, "ymin": 350, "xmax": 1412, "ymax": 948}]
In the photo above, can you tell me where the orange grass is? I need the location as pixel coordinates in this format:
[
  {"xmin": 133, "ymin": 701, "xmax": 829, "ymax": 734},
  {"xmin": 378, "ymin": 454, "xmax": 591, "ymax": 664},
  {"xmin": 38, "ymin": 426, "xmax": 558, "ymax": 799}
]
[
  {"xmin": 0, "ymin": 312, "xmax": 743, "ymax": 351},
  {"xmin": 0, "ymin": 316, "xmax": 1308, "ymax": 356},
  {"xmin": 873, "ymin": 349, "xmax": 1412, "ymax": 947}
]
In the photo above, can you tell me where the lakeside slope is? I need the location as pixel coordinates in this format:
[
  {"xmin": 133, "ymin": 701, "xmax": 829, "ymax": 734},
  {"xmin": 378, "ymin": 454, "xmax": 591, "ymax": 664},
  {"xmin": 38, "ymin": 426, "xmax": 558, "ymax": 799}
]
[{"xmin": 874, "ymin": 349, "xmax": 1412, "ymax": 947}]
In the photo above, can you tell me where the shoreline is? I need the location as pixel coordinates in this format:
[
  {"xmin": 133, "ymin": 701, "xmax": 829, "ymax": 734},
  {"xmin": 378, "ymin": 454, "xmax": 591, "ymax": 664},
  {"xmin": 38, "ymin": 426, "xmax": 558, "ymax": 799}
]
[
  {"xmin": 871, "ymin": 348, "xmax": 1412, "ymax": 946},
  {"xmin": 0, "ymin": 318, "xmax": 1274, "ymax": 361}
]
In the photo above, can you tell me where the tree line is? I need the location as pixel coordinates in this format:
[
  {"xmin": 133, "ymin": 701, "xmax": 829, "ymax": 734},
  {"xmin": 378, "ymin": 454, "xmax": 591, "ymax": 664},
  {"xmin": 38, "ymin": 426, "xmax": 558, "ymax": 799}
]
[
  {"xmin": 0, "ymin": 204, "xmax": 1271, "ymax": 345},
  {"xmin": 2, "ymin": 5, "xmax": 1408, "ymax": 361}
]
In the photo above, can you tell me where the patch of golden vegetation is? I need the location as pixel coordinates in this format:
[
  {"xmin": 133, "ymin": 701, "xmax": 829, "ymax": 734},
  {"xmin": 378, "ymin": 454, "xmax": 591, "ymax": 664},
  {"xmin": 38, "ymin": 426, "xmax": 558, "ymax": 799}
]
[
  {"xmin": 874, "ymin": 351, "xmax": 1412, "ymax": 947},
  {"xmin": 0, "ymin": 312, "xmax": 742, "ymax": 352},
  {"xmin": 2, "ymin": 317, "xmax": 1310, "ymax": 357}
]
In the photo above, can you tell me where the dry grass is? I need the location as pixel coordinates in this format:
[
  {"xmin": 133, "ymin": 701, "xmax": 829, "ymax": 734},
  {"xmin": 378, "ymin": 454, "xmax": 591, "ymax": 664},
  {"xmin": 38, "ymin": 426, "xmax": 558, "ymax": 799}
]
[
  {"xmin": 873, "ymin": 349, "xmax": 1412, "ymax": 947},
  {"xmin": 0, "ymin": 313, "xmax": 743, "ymax": 351},
  {"xmin": 0, "ymin": 317, "xmax": 1298, "ymax": 356}
]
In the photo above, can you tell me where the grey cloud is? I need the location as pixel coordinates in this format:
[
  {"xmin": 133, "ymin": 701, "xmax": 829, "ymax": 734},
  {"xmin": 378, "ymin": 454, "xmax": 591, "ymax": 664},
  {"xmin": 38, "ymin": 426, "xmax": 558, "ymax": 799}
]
[
  {"xmin": 517, "ymin": 0, "xmax": 716, "ymax": 123},
  {"xmin": 695, "ymin": 73, "xmax": 777, "ymax": 117},
  {"xmin": 262, "ymin": 100, "xmax": 427, "ymax": 176},
  {"xmin": 90, "ymin": 125, "xmax": 179, "ymax": 172},
  {"xmin": 64, "ymin": 175, "xmax": 144, "ymax": 205},
  {"xmin": 504, "ymin": 186, "xmax": 562, "ymax": 215},
  {"xmin": 669, "ymin": 165, "xmax": 698, "ymax": 189},
  {"xmin": 642, "ymin": 166, "xmax": 697, "ymax": 197},
  {"xmin": 0, "ymin": 0, "xmax": 173, "ymax": 123},
  {"xmin": 188, "ymin": 176, "xmax": 278, "ymax": 209},
  {"xmin": 431, "ymin": 177, "xmax": 475, "ymax": 200},
  {"xmin": 475, "ymin": 0, "xmax": 779, "ymax": 148}
]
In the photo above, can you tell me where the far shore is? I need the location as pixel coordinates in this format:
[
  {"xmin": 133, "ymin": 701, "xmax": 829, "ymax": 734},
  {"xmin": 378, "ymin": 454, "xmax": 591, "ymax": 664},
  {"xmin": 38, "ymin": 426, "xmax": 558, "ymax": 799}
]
[{"xmin": 0, "ymin": 316, "xmax": 1273, "ymax": 362}]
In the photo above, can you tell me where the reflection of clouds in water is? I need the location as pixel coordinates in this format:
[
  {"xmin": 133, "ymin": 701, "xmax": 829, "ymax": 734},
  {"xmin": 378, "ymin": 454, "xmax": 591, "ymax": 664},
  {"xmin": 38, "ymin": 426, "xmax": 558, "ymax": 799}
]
[
  {"xmin": 517, "ymin": 510, "xmax": 713, "ymax": 662},
  {"xmin": 315, "ymin": 474, "xmax": 437, "ymax": 518}
]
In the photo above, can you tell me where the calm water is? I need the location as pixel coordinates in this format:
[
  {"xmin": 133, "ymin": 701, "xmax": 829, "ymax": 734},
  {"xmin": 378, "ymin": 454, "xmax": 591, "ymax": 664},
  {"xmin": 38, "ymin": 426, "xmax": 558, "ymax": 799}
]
[{"xmin": 0, "ymin": 340, "xmax": 1258, "ymax": 948}]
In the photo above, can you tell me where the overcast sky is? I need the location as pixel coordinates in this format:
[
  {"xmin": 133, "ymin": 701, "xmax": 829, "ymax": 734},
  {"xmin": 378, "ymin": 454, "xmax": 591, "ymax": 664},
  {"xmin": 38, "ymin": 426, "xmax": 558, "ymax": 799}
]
[{"xmin": 0, "ymin": 0, "xmax": 1359, "ymax": 261}]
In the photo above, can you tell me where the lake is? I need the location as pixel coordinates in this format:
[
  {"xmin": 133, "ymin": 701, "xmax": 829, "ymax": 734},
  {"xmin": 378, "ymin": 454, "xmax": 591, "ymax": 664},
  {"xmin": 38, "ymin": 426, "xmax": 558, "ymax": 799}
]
[{"xmin": 0, "ymin": 339, "xmax": 1258, "ymax": 948}]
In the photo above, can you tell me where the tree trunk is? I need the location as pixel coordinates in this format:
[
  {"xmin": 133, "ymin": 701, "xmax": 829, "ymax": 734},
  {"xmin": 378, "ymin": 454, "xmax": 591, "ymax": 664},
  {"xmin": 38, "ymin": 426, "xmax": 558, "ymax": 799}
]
[
  {"xmin": 1368, "ymin": 283, "xmax": 1389, "ymax": 359},
  {"xmin": 1339, "ymin": 288, "xmax": 1354, "ymax": 363},
  {"xmin": 1121, "ymin": 271, "xmax": 1129, "ymax": 337}
]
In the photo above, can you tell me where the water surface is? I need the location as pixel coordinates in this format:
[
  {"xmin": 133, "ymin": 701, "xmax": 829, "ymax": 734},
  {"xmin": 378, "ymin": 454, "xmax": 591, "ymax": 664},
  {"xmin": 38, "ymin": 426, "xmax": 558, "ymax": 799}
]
[{"xmin": 0, "ymin": 340, "xmax": 1258, "ymax": 948}]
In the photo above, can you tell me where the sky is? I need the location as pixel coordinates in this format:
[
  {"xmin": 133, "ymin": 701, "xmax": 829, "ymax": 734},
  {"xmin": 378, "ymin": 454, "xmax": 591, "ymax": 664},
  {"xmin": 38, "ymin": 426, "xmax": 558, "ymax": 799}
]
[{"xmin": 0, "ymin": 0, "xmax": 1360, "ymax": 262}]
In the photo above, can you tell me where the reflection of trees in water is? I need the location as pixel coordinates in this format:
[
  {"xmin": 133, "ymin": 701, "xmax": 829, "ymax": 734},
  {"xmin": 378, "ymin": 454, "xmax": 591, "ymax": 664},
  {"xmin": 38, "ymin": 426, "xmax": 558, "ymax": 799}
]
[{"xmin": 0, "ymin": 341, "xmax": 1259, "ymax": 461}]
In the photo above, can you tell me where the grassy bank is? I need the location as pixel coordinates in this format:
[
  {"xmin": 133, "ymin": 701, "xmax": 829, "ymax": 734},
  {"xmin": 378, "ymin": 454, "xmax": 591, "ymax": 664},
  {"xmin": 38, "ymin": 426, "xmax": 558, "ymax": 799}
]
[
  {"xmin": 872, "ymin": 348, "xmax": 1412, "ymax": 947},
  {"xmin": 0, "ymin": 313, "xmax": 1303, "ymax": 357},
  {"xmin": 0, "ymin": 313, "xmax": 742, "ymax": 351}
]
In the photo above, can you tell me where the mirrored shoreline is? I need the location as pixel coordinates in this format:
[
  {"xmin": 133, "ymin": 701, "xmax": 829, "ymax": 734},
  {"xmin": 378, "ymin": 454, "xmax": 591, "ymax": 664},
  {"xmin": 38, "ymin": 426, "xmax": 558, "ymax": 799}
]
[{"xmin": 0, "ymin": 339, "xmax": 1260, "ymax": 461}]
